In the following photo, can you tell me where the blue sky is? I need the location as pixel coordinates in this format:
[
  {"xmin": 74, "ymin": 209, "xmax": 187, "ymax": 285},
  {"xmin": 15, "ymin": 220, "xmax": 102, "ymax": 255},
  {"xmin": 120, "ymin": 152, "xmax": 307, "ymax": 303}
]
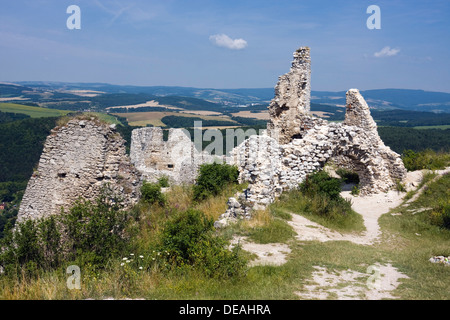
[{"xmin": 1, "ymin": 0, "xmax": 449, "ymax": 92}]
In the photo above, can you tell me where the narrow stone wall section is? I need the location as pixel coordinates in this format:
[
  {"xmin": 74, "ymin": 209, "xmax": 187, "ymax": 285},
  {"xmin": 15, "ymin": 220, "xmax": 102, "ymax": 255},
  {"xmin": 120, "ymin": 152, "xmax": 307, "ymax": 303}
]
[
  {"xmin": 17, "ymin": 119, "xmax": 141, "ymax": 222},
  {"xmin": 267, "ymin": 47, "xmax": 312, "ymax": 144}
]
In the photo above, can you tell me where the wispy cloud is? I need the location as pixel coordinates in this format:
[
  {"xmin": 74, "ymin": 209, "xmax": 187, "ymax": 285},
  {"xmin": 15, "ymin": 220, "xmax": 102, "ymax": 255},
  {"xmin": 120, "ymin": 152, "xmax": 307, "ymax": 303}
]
[
  {"xmin": 209, "ymin": 34, "xmax": 248, "ymax": 50},
  {"xmin": 93, "ymin": 0, "xmax": 155, "ymax": 26},
  {"xmin": 374, "ymin": 46, "xmax": 401, "ymax": 58}
]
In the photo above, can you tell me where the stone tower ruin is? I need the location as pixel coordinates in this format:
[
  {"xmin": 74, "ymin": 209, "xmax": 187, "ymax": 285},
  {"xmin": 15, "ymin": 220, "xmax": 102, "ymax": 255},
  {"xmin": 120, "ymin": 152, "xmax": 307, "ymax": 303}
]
[{"xmin": 17, "ymin": 118, "xmax": 141, "ymax": 222}]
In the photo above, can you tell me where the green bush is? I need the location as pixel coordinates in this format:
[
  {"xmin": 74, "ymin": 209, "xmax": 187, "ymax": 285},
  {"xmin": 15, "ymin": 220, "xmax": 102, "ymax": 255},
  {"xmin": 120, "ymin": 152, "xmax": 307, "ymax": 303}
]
[
  {"xmin": 193, "ymin": 162, "xmax": 239, "ymax": 202},
  {"xmin": 61, "ymin": 188, "xmax": 132, "ymax": 266},
  {"xmin": 141, "ymin": 181, "xmax": 167, "ymax": 206},
  {"xmin": 297, "ymin": 170, "xmax": 354, "ymax": 220},
  {"xmin": 429, "ymin": 201, "xmax": 450, "ymax": 230},
  {"xmin": 159, "ymin": 209, "xmax": 246, "ymax": 278},
  {"xmin": 402, "ymin": 149, "xmax": 450, "ymax": 171},
  {"xmin": 0, "ymin": 216, "xmax": 62, "ymax": 276},
  {"xmin": 0, "ymin": 187, "xmax": 134, "ymax": 275},
  {"xmin": 300, "ymin": 170, "xmax": 342, "ymax": 200},
  {"xmin": 351, "ymin": 185, "xmax": 360, "ymax": 196},
  {"xmin": 157, "ymin": 176, "xmax": 170, "ymax": 188}
]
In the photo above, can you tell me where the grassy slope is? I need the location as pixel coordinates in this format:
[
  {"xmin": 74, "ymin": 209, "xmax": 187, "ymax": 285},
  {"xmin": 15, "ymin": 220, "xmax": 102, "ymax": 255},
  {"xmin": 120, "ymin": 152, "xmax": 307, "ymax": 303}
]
[
  {"xmin": 1, "ymin": 173, "xmax": 449, "ymax": 299},
  {"xmin": 0, "ymin": 103, "xmax": 71, "ymax": 118},
  {"xmin": 1, "ymin": 139, "xmax": 449, "ymax": 300}
]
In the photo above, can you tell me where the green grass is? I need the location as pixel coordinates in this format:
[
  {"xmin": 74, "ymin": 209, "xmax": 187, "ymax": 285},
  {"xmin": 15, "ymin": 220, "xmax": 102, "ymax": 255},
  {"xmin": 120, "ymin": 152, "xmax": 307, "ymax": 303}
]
[
  {"xmin": 84, "ymin": 112, "xmax": 123, "ymax": 125},
  {"xmin": 0, "ymin": 103, "xmax": 71, "ymax": 118},
  {"xmin": 413, "ymin": 125, "xmax": 450, "ymax": 130},
  {"xmin": 377, "ymin": 173, "xmax": 450, "ymax": 299},
  {"xmin": 246, "ymin": 218, "xmax": 296, "ymax": 244},
  {"xmin": 270, "ymin": 189, "xmax": 366, "ymax": 234},
  {"xmin": 1, "ymin": 169, "xmax": 450, "ymax": 300}
]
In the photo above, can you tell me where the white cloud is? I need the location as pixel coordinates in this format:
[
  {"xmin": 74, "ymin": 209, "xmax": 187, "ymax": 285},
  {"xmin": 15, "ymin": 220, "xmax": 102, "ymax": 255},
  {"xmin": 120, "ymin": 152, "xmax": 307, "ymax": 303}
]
[
  {"xmin": 374, "ymin": 46, "xmax": 400, "ymax": 58},
  {"xmin": 209, "ymin": 34, "xmax": 248, "ymax": 50}
]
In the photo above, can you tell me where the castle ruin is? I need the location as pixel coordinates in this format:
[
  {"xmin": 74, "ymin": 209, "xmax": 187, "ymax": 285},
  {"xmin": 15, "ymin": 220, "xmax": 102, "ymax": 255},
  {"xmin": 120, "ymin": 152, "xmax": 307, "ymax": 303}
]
[
  {"xmin": 17, "ymin": 46, "xmax": 407, "ymax": 227},
  {"xmin": 215, "ymin": 47, "xmax": 407, "ymax": 226}
]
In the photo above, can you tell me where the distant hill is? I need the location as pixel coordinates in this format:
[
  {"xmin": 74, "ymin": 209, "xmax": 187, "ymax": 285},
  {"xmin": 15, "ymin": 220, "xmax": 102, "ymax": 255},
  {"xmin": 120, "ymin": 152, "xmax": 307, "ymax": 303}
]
[
  {"xmin": 311, "ymin": 89, "xmax": 450, "ymax": 113},
  {"xmin": 2, "ymin": 82, "xmax": 450, "ymax": 113}
]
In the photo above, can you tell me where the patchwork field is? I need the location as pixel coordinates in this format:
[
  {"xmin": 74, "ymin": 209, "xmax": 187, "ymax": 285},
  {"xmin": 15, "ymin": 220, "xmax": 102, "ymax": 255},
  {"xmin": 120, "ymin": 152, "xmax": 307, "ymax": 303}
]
[
  {"xmin": 113, "ymin": 111, "xmax": 237, "ymax": 127},
  {"xmin": 231, "ymin": 110, "xmax": 270, "ymax": 120}
]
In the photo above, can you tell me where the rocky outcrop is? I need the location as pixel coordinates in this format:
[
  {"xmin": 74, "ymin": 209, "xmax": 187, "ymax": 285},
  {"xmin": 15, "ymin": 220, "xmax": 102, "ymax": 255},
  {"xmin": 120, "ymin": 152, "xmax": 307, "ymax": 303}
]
[{"xmin": 17, "ymin": 118, "xmax": 141, "ymax": 222}]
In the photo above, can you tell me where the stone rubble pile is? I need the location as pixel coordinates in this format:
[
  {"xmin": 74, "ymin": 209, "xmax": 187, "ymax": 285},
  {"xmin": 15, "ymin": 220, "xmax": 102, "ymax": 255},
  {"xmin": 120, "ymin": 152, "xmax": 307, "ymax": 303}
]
[{"xmin": 429, "ymin": 256, "xmax": 450, "ymax": 266}]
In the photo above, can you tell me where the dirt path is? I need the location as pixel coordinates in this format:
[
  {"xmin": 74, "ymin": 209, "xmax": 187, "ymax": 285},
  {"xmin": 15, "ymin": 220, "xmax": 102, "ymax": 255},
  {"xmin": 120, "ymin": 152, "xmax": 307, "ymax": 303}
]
[
  {"xmin": 230, "ymin": 236, "xmax": 291, "ymax": 266},
  {"xmin": 232, "ymin": 169, "xmax": 450, "ymax": 299}
]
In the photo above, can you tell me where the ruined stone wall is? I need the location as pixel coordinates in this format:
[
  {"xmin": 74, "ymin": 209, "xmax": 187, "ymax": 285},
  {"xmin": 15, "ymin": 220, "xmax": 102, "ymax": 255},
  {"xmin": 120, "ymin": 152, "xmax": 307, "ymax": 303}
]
[
  {"xmin": 17, "ymin": 119, "xmax": 141, "ymax": 222},
  {"xmin": 267, "ymin": 47, "xmax": 313, "ymax": 144},
  {"xmin": 130, "ymin": 127, "xmax": 217, "ymax": 185},
  {"xmin": 216, "ymin": 48, "xmax": 407, "ymax": 227}
]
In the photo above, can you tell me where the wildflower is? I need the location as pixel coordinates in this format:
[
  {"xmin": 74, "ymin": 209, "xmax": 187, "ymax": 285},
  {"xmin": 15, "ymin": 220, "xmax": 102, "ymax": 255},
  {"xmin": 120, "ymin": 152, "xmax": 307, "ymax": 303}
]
[
  {"xmin": 139, "ymin": 255, "xmax": 144, "ymax": 258},
  {"xmin": 126, "ymin": 260, "xmax": 131, "ymax": 263},
  {"xmin": 130, "ymin": 253, "xmax": 135, "ymax": 256},
  {"xmin": 122, "ymin": 257, "xmax": 128, "ymax": 261},
  {"xmin": 157, "ymin": 252, "xmax": 160, "ymax": 256},
  {"xmin": 120, "ymin": 263, "xmax": 125, "ymax": 266},
  {"xmin": 152, "ymin": 258, "xmax": 155, "ymax": 261},
  {"xmin": 139, "ymin": 267, "xmax": 143, "ymax": 270}
]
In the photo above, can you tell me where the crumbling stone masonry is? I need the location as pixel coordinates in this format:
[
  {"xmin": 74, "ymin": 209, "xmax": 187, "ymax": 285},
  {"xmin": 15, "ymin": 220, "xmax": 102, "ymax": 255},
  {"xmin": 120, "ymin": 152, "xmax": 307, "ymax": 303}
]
[
  {"xmin": 17, "ymin": 119, "xmax": 141, "ymax": 222},
  {"xmin": 130, "ymin": 127, "xmax": 217, "ymax": 185},
  {"xmin": 215, "ymin": 47, "xmax": 407, "ymax": 227},
  {"xmin": 267, "ymin": 47, "xmax": 313, "ymax": 145}
]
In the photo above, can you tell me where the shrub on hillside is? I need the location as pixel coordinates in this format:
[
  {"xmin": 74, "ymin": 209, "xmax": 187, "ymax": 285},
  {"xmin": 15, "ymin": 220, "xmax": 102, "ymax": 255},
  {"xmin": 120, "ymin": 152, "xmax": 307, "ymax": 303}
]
[
  {"xmin": 300, "ymin": 170, "xmax": 342, "ymax": 200},
  {"xmin": 0, "ymin": 187, "xmax": 133, "ymax": 275},
  {"xmin": 159, "ymin": 209, "xmax": 246, "ymax": 278},
  {"xmin": 0, "ymin": 215, "xmax": 62, "ymax": 276},
  {"xmin": 157, "ymin": 176, "xmax": 170, "ymax": 188},
  {"xmin": 61, "ymin": 188, "xmax": 133, "ymax": 266},
  {"xmin": 298, "ymin": 170, "xmax": 353, "ymax": 219},
  {"xmin": 402, "ymin": 149, "xmax": 450, "ymax": 171},
  {"xmin": 141, "ymin": 181, "xmax": 167, "ymax": 206},
  {"xmin": 193, "ymin": 162, "xmax": 239, "ymax": 202},
  {"xmin": 432, "ymin": 201, "xmax": 450, "ymax": 230}
]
